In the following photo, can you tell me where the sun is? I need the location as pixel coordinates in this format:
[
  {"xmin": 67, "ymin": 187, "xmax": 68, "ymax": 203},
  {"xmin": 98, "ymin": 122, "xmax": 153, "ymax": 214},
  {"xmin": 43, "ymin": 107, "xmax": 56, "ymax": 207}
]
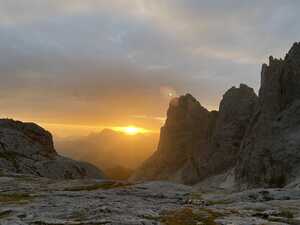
[
  {"xmin": 124, "ymin": 126, "xmax": 140, "ymax": 135},
  {"xmin": 110, "ymin": 126, "xmax": 149, "ymax": 135}
]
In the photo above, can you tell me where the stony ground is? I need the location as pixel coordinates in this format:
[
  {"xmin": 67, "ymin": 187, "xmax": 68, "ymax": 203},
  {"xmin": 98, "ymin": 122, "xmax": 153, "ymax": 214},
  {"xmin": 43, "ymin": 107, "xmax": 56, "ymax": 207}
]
[{"xmin": 1, "ymin": 173, "xmax": 300, "ymax": 225}]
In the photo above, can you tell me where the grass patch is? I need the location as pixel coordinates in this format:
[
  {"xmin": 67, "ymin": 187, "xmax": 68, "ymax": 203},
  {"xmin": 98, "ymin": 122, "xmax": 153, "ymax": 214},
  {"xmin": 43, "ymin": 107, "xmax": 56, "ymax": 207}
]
[
  {"xmin": 279, "ymin": 209, "xmax": 294, "ymax": 219},
  {"xmin": 206, "ymin": 199, "xmax": 233, "ymax": 206},
  {"xmin": 0, "ymin": 193, "xmax": 33, "ymax": 204},
  {"xmin": 189, "ymin": 192, "xmax": 203, "ymax": 200},
  {"xmin": 161, "ymin": 208, "xmax": 222, "ymax": 225},
  {"xmin": 63, "ymin": 181, "xmax": 132, "ymax": 192}
]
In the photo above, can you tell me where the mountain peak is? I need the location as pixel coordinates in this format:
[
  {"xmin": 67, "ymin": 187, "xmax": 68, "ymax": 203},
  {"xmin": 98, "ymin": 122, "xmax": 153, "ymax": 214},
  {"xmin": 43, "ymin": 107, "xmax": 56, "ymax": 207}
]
[{"xmin": 286, "ymin": 42, "xmax": 300, "ymax": 60}]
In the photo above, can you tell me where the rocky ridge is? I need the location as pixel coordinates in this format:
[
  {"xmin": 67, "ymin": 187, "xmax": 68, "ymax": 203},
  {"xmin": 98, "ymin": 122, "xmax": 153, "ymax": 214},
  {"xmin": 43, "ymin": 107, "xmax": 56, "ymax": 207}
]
[
  {"xmin": 236, "ymin": 42, "xmax": 300, "ymax": 188},
  {"xmin": 132, "ymin": 43, "xmax": 300, "ymax": 189},
  {"xmin": 0, "ymin": 119, "xmax": 104, "ymax": 179},
  {"xmin": 131, "ymin": 84, "xmax": 258, "ymax": 186}
]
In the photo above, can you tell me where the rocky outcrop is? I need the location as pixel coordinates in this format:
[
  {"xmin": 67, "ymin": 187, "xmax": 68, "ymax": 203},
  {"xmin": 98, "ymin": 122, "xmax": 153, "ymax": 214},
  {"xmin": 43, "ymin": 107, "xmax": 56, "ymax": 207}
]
[
  {"xmin": 236, "ymin": 42, "xmax": 300, "ymax": 188},
  {"xmin": 0, "ymin": 119, "xmax": 104, "ymax": 179},
  {"xmin": 131, "ymin": 94, "xmax": 213, "ymax": 184},
  {"xmin": 132, "ymin": 86, "xmax": 258, "ymax": 185},
  {"xmin": 207, "ymin": 84, "xmax": 258, "ymax": 176},
  {"xmin": 133, "ymin": 43, "xmax": 300, "ymax": 189}
]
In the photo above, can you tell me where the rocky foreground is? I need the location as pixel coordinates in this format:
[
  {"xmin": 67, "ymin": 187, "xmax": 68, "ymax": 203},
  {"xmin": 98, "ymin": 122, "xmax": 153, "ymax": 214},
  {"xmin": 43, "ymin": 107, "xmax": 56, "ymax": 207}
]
[{"xmin": 0, "ymin": 172, "xmax": 300, "ymax": 225}]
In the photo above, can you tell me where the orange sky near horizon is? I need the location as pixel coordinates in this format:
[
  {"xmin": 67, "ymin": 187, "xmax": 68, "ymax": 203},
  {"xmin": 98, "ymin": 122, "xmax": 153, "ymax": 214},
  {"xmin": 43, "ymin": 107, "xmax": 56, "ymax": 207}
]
[{"xmin": 1, "ymin": 1, "xmax": 297, "ymax": 141}]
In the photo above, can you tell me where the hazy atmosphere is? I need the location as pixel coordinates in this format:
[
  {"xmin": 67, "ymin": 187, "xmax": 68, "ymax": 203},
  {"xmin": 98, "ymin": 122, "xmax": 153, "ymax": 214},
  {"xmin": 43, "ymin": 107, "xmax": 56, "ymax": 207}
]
[
  {"xmin": 2, "ymin": 2, "xmax": 300, "ymax": 224},
  {"xmin": 1, "ymin": 1, "xmax": 299, "ymax": 138}
]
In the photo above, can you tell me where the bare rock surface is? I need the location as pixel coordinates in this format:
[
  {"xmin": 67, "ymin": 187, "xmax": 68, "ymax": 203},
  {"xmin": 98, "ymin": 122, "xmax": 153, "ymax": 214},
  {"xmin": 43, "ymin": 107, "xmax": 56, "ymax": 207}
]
[
  {"xmin": 236, "ymin": 42, "xmax": 300, "ymax": 188},
  {"xmin": 0, "ymin": 119, "xmax": 104, "ymax": 179},
  {"xmin": 130, "ymin": 94, "xmax": 213, "ymax": 184},
  {"xmin": 0, "ymin": 173, "xmax": 300, "ymax": 225},
  {"xmin": 133, "ymin": 43, "xmax": 300, "ymax": 190},
  {"xmin": 206, "ymin": 84, "xmax": 258, "ymax": 177},
  {"xmin": 132, "ymin": 84, "xmax": 257, "ymax": 185}
]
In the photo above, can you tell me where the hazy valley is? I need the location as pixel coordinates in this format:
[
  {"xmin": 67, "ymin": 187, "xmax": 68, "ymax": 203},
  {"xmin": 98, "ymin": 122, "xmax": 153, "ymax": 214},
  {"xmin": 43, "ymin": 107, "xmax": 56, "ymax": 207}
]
[{"xmin": 56, "ymin": 129, "xmax": 158, "ymax": 179}]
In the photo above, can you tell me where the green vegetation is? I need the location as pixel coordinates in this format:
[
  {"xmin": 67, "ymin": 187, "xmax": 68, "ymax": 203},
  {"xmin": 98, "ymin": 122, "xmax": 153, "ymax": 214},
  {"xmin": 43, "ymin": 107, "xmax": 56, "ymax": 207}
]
[
  {"xmin": 0, "ymin": 193, "xmax": 33, "ymax": 203},
  {"xmin": 63, "ymin": 181, "xmax": 132, "ymax": 191},
  {"xmin": 206, "ymin": 199, "xmax": 233, "ymax": 206},
  {"xmin": 279, "ymin": 209, "xmax": 294, "ymax": 219}
]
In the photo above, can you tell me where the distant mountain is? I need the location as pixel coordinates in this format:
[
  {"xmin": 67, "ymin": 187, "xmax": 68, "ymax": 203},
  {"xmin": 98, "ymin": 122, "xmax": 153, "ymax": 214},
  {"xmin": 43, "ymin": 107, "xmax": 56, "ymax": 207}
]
[
  {"xmin": 56, "ymin": 129, "xmax": 158, "ymax": 175},
  {"xmin": 132, "ymin": 43, "xmax": 300, "ymax": 190},
  {"xmin": 0, "ymin": 119, "xmax": 104, "ymax": 179}
]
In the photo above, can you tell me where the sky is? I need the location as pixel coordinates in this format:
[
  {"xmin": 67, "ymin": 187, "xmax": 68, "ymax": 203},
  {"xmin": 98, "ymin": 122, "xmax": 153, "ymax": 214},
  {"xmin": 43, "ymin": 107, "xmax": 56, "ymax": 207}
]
[{"xmin": 0, "ymin": 0, "xmax": 299, "ymax": 137}]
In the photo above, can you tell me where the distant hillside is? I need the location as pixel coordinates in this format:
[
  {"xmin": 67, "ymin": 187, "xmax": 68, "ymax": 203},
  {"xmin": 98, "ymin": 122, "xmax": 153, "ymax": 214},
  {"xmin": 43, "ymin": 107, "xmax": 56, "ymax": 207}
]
[
  {"xmin": 0, "ymin": 119, "xmax": 104, "ymax": 179},
  {"xmin": 56, "ymin": 129, "xmax": 159, "ymax": 172}
]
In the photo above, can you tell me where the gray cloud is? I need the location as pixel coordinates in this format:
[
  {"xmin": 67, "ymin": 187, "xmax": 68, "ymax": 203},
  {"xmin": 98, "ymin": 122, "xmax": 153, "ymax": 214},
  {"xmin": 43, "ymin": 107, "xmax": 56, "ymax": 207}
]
[{"xmin": 0, "ymin": 1, "xmax": 299, "ymax": 132}]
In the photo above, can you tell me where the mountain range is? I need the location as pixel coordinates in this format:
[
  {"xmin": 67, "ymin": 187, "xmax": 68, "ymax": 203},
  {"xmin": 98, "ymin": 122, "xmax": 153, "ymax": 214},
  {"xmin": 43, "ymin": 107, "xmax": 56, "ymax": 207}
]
[{"xmin": 132, "ymin": 42, "xmax": 300, "ymax": 190}]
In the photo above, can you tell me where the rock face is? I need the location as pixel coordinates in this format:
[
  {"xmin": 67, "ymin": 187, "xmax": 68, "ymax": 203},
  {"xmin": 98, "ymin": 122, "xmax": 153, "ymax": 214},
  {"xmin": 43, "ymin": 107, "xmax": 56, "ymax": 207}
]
[
  {"xmin": 131, "ymin": 94, "xmax": 213, "ymax": 184},
  {"xmin": 133, "ymin": 43, "xmax": 300, "ymax": 189},
  {"xmin": 236, "ymin": 42, "xmax": 300, "ymax": 188},
  {"xmin": 132, "ymin": 86, "xmax": 258, "ymax": 185},
  {"xmin": 0, "ymin": 119, "xmax": 104, "ymax": 179},
  {"xmin": 208, "ymin": 84, "xmax": 258, "ymax": 176}
]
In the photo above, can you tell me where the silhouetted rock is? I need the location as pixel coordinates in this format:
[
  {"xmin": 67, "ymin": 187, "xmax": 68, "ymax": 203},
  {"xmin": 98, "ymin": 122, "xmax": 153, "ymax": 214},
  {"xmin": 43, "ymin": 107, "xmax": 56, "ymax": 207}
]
[
  {"xmin": 236, "ymin": 42, "xmax": 300, "ymax": 188},
  {"xmin": 208, "ymin": 84, "xmax": 258, "ymax": 175},
  {"xmin": 0, "ymin": 119, "xmax": 104, "ymax": 179},
  {"xmin": 132, "ymin": 86, "xmax": 257, "ymax": 185},
  {"xmin": 131, "ymin": 94, "xmax": 212, "ymax": 184}
]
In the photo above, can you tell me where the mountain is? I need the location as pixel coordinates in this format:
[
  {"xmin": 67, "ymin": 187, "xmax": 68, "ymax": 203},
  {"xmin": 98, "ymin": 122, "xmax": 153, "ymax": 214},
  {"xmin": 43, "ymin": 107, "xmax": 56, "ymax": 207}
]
[
  {"xmin": 236, "ymin": 42, "xmax": 300, "ymax": 188},
  {"xmin": 132, "ymin": 43, "xmax": 300, "ymax": 189},
  {"xmin": 56, "ymin": 129, "xmax": 158, "ymax": 174},
  {"xmin": 0, "ymin": 119, "xmax": 104, "ymax": 179},
  {"xmin": 131, "ymin": 85, "xmax": 257, "ymax": 185}
]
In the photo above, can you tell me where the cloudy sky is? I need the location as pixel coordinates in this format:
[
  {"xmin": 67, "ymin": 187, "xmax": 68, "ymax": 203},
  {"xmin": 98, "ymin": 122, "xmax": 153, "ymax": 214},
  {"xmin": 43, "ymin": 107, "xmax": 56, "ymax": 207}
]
[{"xmin": 0, "ymin": 0, "xmax": 299, "ymax": 137}]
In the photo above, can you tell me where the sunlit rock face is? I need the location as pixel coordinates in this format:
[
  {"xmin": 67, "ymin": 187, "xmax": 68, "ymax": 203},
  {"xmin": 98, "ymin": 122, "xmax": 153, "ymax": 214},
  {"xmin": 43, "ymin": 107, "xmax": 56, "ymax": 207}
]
[
  {"xmin": 236, "ymin": 43, "xmax": 300, "ymax": 188},
  {"xmin": 0, "ymin": 119, "xmax": 104, "ymax": 179},
  {"xmin": 132, "ymin": 86, "xmax": 258, "ymax": 185}
]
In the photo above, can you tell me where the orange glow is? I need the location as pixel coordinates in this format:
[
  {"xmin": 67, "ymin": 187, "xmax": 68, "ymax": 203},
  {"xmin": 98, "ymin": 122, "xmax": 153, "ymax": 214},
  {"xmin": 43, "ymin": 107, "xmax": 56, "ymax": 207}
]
[{"xmin": 112, "ymin": 126, "xmax": 149, "ymax": 135}]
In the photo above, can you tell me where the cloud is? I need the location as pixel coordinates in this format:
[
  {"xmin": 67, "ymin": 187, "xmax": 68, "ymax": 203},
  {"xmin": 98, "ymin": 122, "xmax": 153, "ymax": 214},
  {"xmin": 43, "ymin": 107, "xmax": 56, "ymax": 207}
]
[{"xmin": 0, "ymin": 1, "xmax": 299, "ymax": 134}]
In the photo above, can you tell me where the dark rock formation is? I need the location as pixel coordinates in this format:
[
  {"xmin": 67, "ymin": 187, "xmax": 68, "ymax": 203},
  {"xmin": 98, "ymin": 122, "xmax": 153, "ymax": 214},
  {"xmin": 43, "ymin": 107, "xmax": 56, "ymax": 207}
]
[
  {"xmin": 132, "ymin": 85, "xmax": 258, "ymax": 184},
  {"xmin": 236, "ymin": 42, "xmax": 300, "ymax": 188},
  {"xmin": 0, "ymin": 119, "xmax": 104, "ymax": 179},
  {"xmin": 131, "ymin": 94, "xmax": 212, "ymax": 184},
  {"xmin": 133, "ymin": 43, "xmax": 300, "ymax": 189},
  {"xmin": 207, "ymin": 84, "xmax": 258, "ymax": 176}
]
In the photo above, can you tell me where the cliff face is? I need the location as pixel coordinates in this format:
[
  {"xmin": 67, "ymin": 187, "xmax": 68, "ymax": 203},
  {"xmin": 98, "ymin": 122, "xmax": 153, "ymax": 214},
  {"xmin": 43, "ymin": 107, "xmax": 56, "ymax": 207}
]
[
  {"xmin": 131, "ymin": 94, "xmax": 213, "ymax": 184},
  {"xmin": 132, "ymin": 85, "xmax": 258, "ymax": 185},
  {"xmin": 0, "ymin": 119, "xmax": 104, "ymax": 179},
  {"xmin": 236, "ymin": 43, "xmax": 300, "ymax": 188},
  {"xmin": 207, "ymin": 84, "xmax": 258, "ymax": 176},
  {"xmin": 133, "ymin": 43, "xmax": 300, "ymax": 188}
]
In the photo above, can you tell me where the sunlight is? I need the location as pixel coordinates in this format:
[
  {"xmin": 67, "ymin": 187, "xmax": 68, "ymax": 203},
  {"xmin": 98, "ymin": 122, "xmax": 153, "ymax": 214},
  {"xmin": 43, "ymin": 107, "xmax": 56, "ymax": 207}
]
[
  {"xmin": 124, "ymin": 126, "xmax": 140, "ymax": 135},
  {"xmin": 112, "ymin": 126, "xmax": 149, "ymax": 135}
]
